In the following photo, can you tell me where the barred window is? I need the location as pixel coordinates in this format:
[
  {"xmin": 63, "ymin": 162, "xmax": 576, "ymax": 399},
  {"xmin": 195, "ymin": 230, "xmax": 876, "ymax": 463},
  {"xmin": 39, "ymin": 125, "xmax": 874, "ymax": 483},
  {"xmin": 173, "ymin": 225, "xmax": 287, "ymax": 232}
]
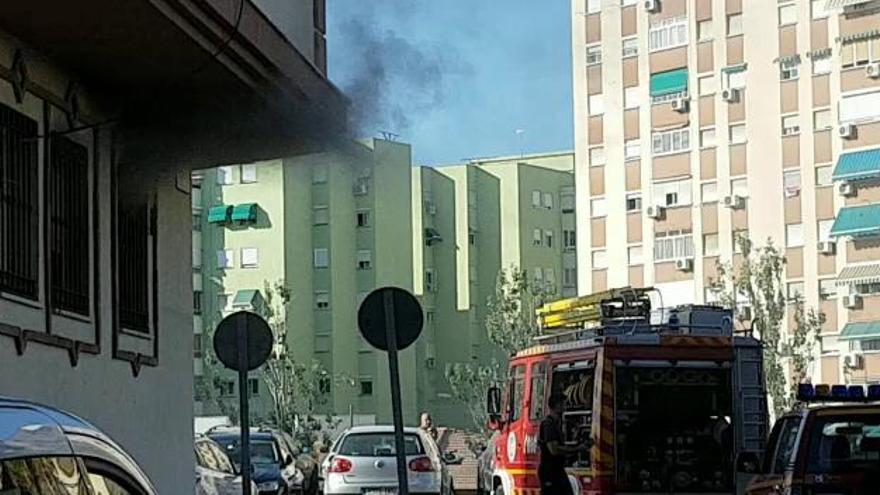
[
  {"xmin": 118, "ymin": 199, "xmax": 152, "ymax": 333},
  {"xmin": 0, "ymin": 103, "xmax": 39, "ymax": 299},
  {"xmin": 649, "ymin": 17, "xmax": 688, "ymax": 52},
  {"xmin": 654, "ymin": 230, "xmax": 694, "ymax": 261}
]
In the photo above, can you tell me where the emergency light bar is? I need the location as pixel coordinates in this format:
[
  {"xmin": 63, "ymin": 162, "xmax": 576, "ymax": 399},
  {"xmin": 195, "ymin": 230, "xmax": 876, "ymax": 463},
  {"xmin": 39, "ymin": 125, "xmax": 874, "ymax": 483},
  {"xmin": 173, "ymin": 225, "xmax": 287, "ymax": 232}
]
[{"xmin": 797, "ymin": 383, "xmax": 880, "ymax": 402}]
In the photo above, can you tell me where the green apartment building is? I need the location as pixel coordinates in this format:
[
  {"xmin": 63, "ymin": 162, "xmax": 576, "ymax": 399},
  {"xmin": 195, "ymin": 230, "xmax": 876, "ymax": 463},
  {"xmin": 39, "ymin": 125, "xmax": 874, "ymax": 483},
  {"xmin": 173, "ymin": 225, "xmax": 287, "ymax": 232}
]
[{"xmin": 193, "ymin": 142, "xmax": 575, "ymax": 427}]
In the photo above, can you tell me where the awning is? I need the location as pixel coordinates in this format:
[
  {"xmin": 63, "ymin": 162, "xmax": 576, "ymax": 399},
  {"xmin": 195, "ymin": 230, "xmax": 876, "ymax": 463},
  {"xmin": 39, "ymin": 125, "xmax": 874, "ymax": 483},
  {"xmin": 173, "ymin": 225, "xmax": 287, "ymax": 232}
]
[
  {"xmin": 231, "ymin": 289, "xmax": 264, "ymax": 310},
  {"xmin": 231, "ymin": 203, "xmax": 258, "ymax": 223},
  {"xmin": 650, "ymin": 68, "xmax": 689, "ymax": 97},
  {"xmin": 775, "ymin": 54, "xmax": 801, "ymax": 65},
  {"xmin": 826, "ymin": 0, "xmax": 875, "ymax": 9},
  {"xmin": 722, "ymin": 64, "xmax": 748, "ymax": 74},
  {"xmin": 840, "ymin": 320, "xmax": 880, "ymax": 341},
  {"xmin": 837, "ymin": 263, "xmax": 880, "ymax": 286},
  {"xmin": 207, "ymin": 205, "xmax": 232, "ymax": 224},
  {"xmin": 830, "ymin": 204, "xmax": 880, "ymax": 238},
  {"xmin": 833, "ymin": 147, "xmax": 880, "ymax": 181}
]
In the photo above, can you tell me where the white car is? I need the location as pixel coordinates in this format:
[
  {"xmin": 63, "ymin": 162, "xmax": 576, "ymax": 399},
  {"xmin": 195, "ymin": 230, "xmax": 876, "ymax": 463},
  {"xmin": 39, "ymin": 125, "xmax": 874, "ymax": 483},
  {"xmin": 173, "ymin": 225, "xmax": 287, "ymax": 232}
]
[{"xmin": 321, "ymin": 425, "xmax": 454, "ymax": 495}]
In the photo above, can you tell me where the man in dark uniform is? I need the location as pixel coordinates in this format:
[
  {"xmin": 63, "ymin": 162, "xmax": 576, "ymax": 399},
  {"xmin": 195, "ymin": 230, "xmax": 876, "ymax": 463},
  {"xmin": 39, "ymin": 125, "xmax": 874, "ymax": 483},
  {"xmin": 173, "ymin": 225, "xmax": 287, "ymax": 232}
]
[{"xmin": 538, "ymin": 394, "xmax": 592, "ymax": 495}]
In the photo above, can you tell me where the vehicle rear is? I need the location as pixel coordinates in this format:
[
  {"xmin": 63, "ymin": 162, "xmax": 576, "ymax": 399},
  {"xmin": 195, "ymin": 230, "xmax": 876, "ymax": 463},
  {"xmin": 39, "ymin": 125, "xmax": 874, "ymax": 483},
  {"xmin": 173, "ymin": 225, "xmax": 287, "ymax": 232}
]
[{"xmin": 323, "ymin": 427, "xmax": 445, "ymax": 494}]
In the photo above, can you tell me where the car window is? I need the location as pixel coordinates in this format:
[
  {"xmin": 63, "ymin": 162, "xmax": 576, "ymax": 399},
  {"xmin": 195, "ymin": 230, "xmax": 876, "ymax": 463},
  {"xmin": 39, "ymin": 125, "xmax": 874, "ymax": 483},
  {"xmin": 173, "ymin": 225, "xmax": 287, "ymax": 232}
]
[
  {"xmin": 805, "ymin": 412, "xmax": 880, "ymax": 474},
  {"xmin": 337, "ymin": 433, "xmax": 424, "ymax": 456},
  {"xmin": 195, "ymin": 440, "xmax": 220, "ymax": 471},
  {"xmin": 770, "ymin": 417, "xmax": 802, "ymax": 474},
  {"xmin": 213, "ymin": 437, "xmax": 280, "ymax": 466},
  {"xmin": 508, "ymin": 365, "xmax": 526, "ymax": 422},
  {"xmin": 88, "ymin": 473, "xmax": 135, "ymax": 495},
  {"xmin": 207, "ymin": 442, "xmax": 235, "ymax": 474},
  {"xmin": 529, "ymin": 361, "xmax": 547, "ymax": 421},
  {"xmin": 0, "ymin": 456, "xmax": 90, "ymax": 494}
]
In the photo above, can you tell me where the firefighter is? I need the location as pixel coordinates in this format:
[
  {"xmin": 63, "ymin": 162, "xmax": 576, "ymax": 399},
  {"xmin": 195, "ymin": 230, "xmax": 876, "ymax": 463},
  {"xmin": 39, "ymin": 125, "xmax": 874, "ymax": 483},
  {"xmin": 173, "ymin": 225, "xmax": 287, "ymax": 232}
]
[{"xmin": 539, "ymin": 394, "xmax": 592, "ymax": 495}]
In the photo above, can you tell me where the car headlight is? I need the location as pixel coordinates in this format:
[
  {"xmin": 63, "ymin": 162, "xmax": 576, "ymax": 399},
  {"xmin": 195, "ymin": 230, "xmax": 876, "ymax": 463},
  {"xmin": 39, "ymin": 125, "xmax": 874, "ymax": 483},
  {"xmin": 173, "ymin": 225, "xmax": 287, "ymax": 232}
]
[{"xmin": 257, "ymin": 480, "xmax": 279, "ymax": 492}]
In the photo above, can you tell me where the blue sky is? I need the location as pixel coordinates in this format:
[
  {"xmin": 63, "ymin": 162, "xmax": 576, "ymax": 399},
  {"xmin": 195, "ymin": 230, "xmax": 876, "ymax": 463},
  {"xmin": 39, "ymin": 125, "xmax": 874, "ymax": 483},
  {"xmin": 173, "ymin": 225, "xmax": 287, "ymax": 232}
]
[{"xmin": 327, "ymin": 1, "xmax": 574, "ymax": 166}]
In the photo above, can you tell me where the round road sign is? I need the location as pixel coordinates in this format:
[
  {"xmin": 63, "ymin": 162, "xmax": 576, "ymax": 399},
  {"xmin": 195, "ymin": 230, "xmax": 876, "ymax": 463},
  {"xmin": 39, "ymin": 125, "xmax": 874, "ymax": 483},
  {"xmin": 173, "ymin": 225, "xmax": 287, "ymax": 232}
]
[
  {"xmin": 357, "ymin": 287, "xmax": 423, "ymax": 351},
  {"xmin": 213, "ymin": 311, "xmax": 273, "ymax": 371}
]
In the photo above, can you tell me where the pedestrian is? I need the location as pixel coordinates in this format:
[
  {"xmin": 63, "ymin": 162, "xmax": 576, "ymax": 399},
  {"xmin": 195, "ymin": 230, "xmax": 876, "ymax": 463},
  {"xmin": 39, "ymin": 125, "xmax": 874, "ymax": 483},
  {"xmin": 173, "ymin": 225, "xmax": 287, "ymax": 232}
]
[
  {"xmin": 419, "ymin": 411, "xmax": 438, "ymax": 441},
  {"xmin": 538, "ymin": 394, "xmax": 591, "ymax": 495}
]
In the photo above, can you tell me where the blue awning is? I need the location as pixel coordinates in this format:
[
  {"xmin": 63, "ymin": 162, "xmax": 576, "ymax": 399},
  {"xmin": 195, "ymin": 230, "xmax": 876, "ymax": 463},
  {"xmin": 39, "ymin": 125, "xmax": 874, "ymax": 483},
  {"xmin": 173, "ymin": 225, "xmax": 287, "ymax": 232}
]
[
  {"xmin": 830, "ymin": 203, "xmax": 880, "ymax": 238},
  {"xmin": 650, "ymin": 68, "xmax": 688, "ymax": 97},
  {"xmin": 840, "ymin": 321, "xmax": 880, "ymax": 341},
  {"xmin": 207, "ymin": 205, "xmax": 231, "ymax": 224},
  {"xmin": 231, "ymin": 203, "xmax": 258, "ymax": 223},
  {"xmin": 833, "ymin": 147, "xmax": 880, "ymax": 181}
]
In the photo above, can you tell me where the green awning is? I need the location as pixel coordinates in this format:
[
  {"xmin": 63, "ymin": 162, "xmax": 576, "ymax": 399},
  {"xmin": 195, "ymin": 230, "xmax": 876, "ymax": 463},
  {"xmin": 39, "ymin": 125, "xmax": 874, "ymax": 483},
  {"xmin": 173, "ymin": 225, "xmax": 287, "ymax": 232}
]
[
  {"xmin": 722, "ymin": 64, "xmax": 747, "ymax": 74},
  {"xmin": 207, "ymin": 205, "xmax": 232, "ymax": 223},
  {"xmin": 231, "ymin": 203, "xmax": 258, "ymax": 222},
  {"xmin": 830, "ymin": 204, "xmax": 880, "ymax": 238},
  {"xmin": 833, "ymin": 147, "xmax": 880, "ymax": 181},
  {"xmin": 650, "ymin": 68, "xmax": 688, "ymax": 97},
  {"xmin": 231, "ymin": 289, "xmax": 264, "ymax": 309},
  {"xmin": 840, "ymin": 321, "xmax": 880, "ymax": 341}
]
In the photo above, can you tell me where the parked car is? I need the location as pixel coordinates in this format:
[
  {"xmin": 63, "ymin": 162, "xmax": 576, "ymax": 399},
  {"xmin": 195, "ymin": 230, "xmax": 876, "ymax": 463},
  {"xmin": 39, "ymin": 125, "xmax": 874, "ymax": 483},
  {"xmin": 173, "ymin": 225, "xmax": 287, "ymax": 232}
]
[
  {"xmin": 276, "ymin": 430, "xmax": 320, "ymax": 495},
  {"xmin": 475, "ymin": 433, "xmax": 497, "ymax": 495},
  {"xmin": 321, "ymin": 425, "xmax": 454, "ymax": 495},
  {"xmin": 196, "ymin": 434, "xmax": 259, "ymax": 494},
  {"xmin": 208, "ymin": 426, "xmax": 306, "ymax": 494},
  {"xmin": 0, "ymin": 395, "xmax": 156, "ymax": 494}
]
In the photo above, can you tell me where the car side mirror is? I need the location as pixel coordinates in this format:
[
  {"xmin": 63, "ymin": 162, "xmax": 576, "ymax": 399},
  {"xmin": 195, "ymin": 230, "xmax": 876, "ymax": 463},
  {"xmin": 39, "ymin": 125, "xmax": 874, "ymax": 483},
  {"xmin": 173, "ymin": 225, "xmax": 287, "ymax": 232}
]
[{"xmin": 736, "ymin": 452, "xmax": 761, "ymax": 474}]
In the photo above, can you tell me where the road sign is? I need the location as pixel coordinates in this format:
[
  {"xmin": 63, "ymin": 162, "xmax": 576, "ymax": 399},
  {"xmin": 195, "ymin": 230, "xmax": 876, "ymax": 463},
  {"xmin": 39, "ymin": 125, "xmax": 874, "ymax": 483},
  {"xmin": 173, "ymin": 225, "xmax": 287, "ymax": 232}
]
[
  {"xmin": 357, "ymin": 287, "xmax": 424, "ymax": 495},
  {"xmin": 213, "ymin": 310, "xmax": 274, "ymax": 495}
]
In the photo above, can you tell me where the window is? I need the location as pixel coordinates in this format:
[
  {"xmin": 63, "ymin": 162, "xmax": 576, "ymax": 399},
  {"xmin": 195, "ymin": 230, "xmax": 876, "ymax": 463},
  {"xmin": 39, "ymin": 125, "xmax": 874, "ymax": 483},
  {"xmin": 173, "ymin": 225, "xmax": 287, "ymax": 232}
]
[
  {"xmin": 778, "ymin": 4, "xmax": 797, "ymax": 26},
  {"xmin": 561, "ymin": 189, "xmax": 575, "ymax": 212},
  {"xmin": 731, "ymin": 177, "xmax": 748, "ymax": 197},
  {"xmin": 729, "ymin": 123, "xmax": 747, "ymax": 144},
  {"xmin": 315, "ymin": 291, "xmax": 330, "ymax": 309},
  {"xmin": 649, "ymin": 16, "xmax": 689, "ymax": 52},
  {"xmin": 698, "ymin": 75, "xmax": 717, "ymax": 96},
  {"xmin": 819, "ymin": 279, "xmax": 837, "ymax": 300},
  {"xmin": 359, "ymin": 379, "xmax": 373, "ymax": 396},
  {"xmin": 592, "ymin": 250, "xmax": 608, "ymax": 269},
  {"xmin": 533, "ymin": 267, "xmax": 543, "ymax": 284},
  {"xmin": 543, "ymin": 192, "xmax": 554, "ymax": 209},
  {"xmin": 783, "ymin": 170, "xmax": 801, "ymax": 196},
  {"xmin": 621, "ymin": 0, "xmax": 638, "ymax": 5},
  {"xmin": 782, "ymin": 114, "xmax": 800, "ymax": 136},
  {"xmin": 701, "ymin": 181, "xmax": 718, "ymax": 203},
  {"xmin": 840, "ymin": 38, "xmax": 880, "ymax": 69},
  {"xmin": 652, "ymin": 127, "xmax": 691, "ymax": 155},
  {"xmin": 697, "ymin": 19, "xmax": 713, "ymax": 42},
  {"xmin": 217, "ymin": 249, "xmax": 233, "ymax": 268},
  {"xmin": 249, "ymin": 377, "xmax": 260, "ymax": 396},
  {"xmin": 812, "ymin": 53, "xmax": 832, "ymax": 75},
  {"xmin": 591, "ymin": 197, "xmax": 607, "ymax": 217},
  {"xmin": 625, "ymin": 139, "xmax": 641, "ymax": 160},
  {"xmin": 217, "ymin": 293, "xmax": 230, "ymax": 312},
  {"xmin": 313, "ymin": 206, "xmax": 329, "ymax": 225},
  {"xmin": 704, "ymin": 233, "xmax": 719, "ymax": 256},
  {"xmin": 818, "ymin": 219, "xmax": 834, "ymax": 242},
  {"xmin": 469, "ymin": 230, "xmax": 476, "ymax": 245},
  {"xmin": 628, "ymin": 245, "xmax": 643, "ymax": 265},
  {"xmin": 624, "ymin": 86, "xmax": 640, "ymax": 110},
  {"xmin": 815, "ymin": 165, "xmax": 833, "ymax": 186},
  {"xmin": 313, "ymin": 248, "xmax": 329, "ymax": 268},
  {"xmin": 563, "ymin": 229, "xmax": 577, "ymax": 249},
  {"xmin": 733, "ymin": 230, "xmax": 748, "ymax": 253},
  {"xmin": 857, "ymin": 282, "xmax": 880, "ymax": 295},
  {"xmin": 529, "ymin": 362, "xmax": 547, "ymax": 421},
  {"xmin": 194, "ymin": 290, "xmax": 203, "ymax": 315},
  {"xmin": 586, "ymin": 0, "xmax": 601, "ymax": 14},
  {"xmin": 626, "ymin": 193, "xmax": 642, "ymax": 212},
  {"xmin": 0, "ymin": 457, "xmax": 91, "ymax": 493},
  {"xmin": 780, "ymin": 59, "xmax": 800, "ymax": 80},
  {"xmin": 532, "ymin": 190, "xmax": 542, "ymax": 207},
  {"xmin": 357, "ymin": 250, "xmax": 372, "ymax": 270},
  {"xmin": 240, "ymin": 164, "xmax": 257, "ymax": 183},
  {"xmin": 545, "ymin": 268, "xmax": 556, "ymax": 291},
  {"xmin": 786, "ymin": 223, "xmax": 804, "ymax": 247},
  {"xmin": 563, "ymin": 268, "xmax": 577, "ymax": 287},
  {"xmin": 586, "ymin": 44, "xmax": 602, "ymax": 65},
  {"xmin": 533, "ymin": 228, "xmax": 543, "ymax": 246},
  {"xmin": 787, "ymin": 282, "xmax": 805, "ymax": 301},
  {"xmin": 241, "ymin": 247, "xmax": 259, "ymax": 268},
  {"xmin": 508, "ymin": 365, "xmax": 526, "ymax": 421},
  {"xmin": 811, "ymin": 0, "xmax": 829, "ymax": 19},
  {"xmin": 839, "ymin": 90, "xmax": 880, "ymax": 124},
  {"xmin": 589, "ymin": 146, "xmax": 606, "ymax": 166},
  {"xmin": 217, "ymin": 165, "xmax": 234, "ymax": 185},
  {"xmin": 652, "ymin": 178, "xmax": 692, "ymax": 207},
  {"xmin": 767, "ymin": 418, "xmax": 802, "ymax": 474},
  {"xmin": 353, "ymin": 176, "xmax": 370, "ymax": 195},
  {"xmin": 312, "ymin": 165, "xmax": 328, "ymax": 183},
  {"xmin": 700, "ymin": 127, "xmax": 717, "ymax": 148},
  {"xmin": 654, "ymin": 230, "xmax": 694, "ymax": 261},
  {"xmin": 727, "ymin": 14, "xmax": 743, "ymax": 36},
  {"xmin": 813, "ymin": 109, "xmax": 832, "ymax": 130},
  {"xmin": 589, "ymin": 93, "xmax": 605, "ymax": 116},
  {"xmin": 356, "ymin": 210, "xmax": 370, "ymax": 227},
  {"xmin": 425, "ymin": 269, "xmax": 436, "ymax": 292},
  {"xmin": 723, "ymin": 67, "xmax": 747, "ymax": 90},
  {"xmin": 49, "ymin": 135, "xmax": 90, "ymax": 315},
  {"xmin": 544, "ymin": 230, "xmax": 554, "ymax": 248},
  {"xmin": 622, "ymin": 37, "xmax": 638, "ymax": 58}
]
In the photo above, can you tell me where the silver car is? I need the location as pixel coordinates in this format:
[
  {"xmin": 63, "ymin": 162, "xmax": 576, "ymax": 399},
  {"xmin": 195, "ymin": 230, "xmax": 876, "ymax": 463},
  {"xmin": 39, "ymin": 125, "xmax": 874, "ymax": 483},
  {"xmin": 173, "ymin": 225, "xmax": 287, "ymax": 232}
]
[
  {"xmin": 321, "ymin": 426, "xmax": 454, "ymax": 495},
  {"xmin": 196, "ymin": 435, "xmax": 259, "ymax": 494}
]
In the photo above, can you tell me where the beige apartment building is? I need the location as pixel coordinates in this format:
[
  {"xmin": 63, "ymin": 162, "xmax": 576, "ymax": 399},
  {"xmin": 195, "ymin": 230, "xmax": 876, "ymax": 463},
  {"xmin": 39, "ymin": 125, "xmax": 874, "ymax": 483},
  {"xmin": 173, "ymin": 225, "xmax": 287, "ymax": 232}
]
[{"xmin": 572, "ymin": 0, "xmax": 880, "ymax": 385}]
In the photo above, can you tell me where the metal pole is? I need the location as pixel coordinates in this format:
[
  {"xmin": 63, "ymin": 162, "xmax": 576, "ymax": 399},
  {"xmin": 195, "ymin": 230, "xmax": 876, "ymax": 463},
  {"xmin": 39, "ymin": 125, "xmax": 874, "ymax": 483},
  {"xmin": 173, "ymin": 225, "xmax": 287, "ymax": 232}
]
[
  {"xmin": 237, "ymin": 315, "xmax": 252, "ymax": 495},
  {"xmin": 383, "ymin": 290, "xmax": 409, "ymax": 495}
]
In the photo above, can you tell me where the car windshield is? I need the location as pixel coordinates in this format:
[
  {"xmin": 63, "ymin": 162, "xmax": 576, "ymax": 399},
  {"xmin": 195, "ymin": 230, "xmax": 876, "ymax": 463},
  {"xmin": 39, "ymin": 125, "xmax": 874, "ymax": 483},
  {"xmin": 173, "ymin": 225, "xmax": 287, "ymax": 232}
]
[
  {"xmin": 213, "ymin": 437, "xmax": 279, "ymax": 466},
  {"xmin": 337, "ymin": 433, "xmax": 423, "ymax": 457},
  {"xmin": 806, "ymin": 413, "xmax": 880, "ymax": 474}
]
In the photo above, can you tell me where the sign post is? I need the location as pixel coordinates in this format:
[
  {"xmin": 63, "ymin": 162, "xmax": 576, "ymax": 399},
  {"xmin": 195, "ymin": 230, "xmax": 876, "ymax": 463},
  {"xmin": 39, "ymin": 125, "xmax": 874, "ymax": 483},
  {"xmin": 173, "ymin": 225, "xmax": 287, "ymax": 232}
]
[
  {"xmin": 358, "ymin": 287, "xmax": 424, "ymax": 495},
  {"xmin": 213, "ymin": 311, "xmax": 273, "ymax": 495}
]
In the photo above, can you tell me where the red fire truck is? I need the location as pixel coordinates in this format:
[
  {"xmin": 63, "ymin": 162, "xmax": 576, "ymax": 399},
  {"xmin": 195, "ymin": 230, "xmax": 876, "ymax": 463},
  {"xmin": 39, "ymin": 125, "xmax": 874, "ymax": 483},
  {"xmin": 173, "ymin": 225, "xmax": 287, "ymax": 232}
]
[{"xmin": 484, "ymin": 287, "xmax": 769, "ymax": 495}]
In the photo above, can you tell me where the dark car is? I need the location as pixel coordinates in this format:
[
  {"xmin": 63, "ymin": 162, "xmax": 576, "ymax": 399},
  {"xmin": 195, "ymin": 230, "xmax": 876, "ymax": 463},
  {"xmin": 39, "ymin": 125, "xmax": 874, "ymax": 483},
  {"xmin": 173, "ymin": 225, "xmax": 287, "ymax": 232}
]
[
  {"xmin": 196, "ymin": 434, "xmax": 259, "ymax": 494},
  {"xmin": 0, "ymin": 395, "xmax": 156, "ymax": 494},
  {"xmin": 208, "ymin": 426, "xmax": 305, "ymax": 494},
  {"xmin": 475, "ymin": 433, "xmax": 497, "ymax": 495}
]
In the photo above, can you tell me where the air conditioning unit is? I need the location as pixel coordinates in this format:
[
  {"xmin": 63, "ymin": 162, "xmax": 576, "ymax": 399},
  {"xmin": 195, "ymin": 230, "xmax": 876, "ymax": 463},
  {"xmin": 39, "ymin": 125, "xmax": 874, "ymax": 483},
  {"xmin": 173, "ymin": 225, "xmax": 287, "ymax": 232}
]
[
  {"xmin": 644, "ymin": 0, "xmax": 660, "ymax": 13},
  {"xmin": 867, "ymin": 62, "xmax": 880, "ymax": 79},
  {"xmin": 721, "ymin": 88, "xmax": 741, "ymax": 103},
  {"xmin": 844, "ymin": 352, "xmax": 865, "ymax": 370},
  {"xmin": 839, "ymin": 123, "xmax": 856, "ymax": 140},
  {"xmin": 723, "ymin": 195, "xmax": 746, "ymax": 210},
  {"xmin": 839, "ymin": 181, "xmax": 856, "ymax": 197},
  {"xmin": 817, "ymin": 241, "xmax": 836, "ymax": 255},
  {"xmin": 671, "ymin": 97, "xmax": 690, "ymax": 113},
  {"xmin": 844, "ymin": 293, "xmax": 862, "ymax": 309},
  {"xmin": 675, "ymin": 258, "xmax": 694, "ymax": 272},
  {"xmin": 646, "ymin": 204, "xmax": 665, "ymax": 220}
]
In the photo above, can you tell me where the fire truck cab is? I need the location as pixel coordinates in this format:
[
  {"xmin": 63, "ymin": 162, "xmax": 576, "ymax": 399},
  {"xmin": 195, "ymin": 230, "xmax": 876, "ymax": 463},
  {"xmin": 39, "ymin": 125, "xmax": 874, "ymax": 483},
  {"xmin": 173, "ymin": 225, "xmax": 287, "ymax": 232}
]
[{"xmin": 485, "ymin": 288, "xmax": 769, "ymax": 495}]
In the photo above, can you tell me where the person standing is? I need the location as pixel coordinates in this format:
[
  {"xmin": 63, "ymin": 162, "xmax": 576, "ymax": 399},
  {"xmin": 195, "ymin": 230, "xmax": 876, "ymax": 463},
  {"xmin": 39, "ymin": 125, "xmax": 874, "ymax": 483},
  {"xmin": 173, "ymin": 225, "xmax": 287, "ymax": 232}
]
[
  {"xmin": 538, "ymin": 394, "xmax": 591, "ymax": 495},
  {"xmin": 419, "ymin": 411, "xmax": 438, "ymax": 441}
]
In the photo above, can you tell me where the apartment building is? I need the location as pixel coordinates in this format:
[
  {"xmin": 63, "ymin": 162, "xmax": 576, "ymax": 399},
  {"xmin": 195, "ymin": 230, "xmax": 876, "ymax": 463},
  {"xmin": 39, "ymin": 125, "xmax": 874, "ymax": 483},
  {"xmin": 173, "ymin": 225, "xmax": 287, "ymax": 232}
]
[{"xmin": 572, "ymin": 0, "xmax": 880, "ymax": 384}]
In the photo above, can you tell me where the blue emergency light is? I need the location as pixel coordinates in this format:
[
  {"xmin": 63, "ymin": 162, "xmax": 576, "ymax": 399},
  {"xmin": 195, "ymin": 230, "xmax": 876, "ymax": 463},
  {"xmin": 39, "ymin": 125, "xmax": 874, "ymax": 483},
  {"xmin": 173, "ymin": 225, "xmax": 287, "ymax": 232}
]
[
  {"xmin": 797, "ymin": 383, "xmax": 879, "ymax": 403},
  {"xmin": 869, "ymin": 385, "xmax": 880, "ymax": 400},
  {"xmin": 831, "ymin": 385, "xmax": 848, "ymax": 399}
]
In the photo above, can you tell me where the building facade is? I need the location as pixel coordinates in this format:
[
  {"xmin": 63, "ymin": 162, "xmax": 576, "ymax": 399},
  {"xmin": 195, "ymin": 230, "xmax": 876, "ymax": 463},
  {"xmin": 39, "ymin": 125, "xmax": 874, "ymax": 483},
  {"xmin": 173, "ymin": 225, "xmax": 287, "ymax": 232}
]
[{"xmin": 572, "ymin": 0, "xmax": 880, "ymax": 384}]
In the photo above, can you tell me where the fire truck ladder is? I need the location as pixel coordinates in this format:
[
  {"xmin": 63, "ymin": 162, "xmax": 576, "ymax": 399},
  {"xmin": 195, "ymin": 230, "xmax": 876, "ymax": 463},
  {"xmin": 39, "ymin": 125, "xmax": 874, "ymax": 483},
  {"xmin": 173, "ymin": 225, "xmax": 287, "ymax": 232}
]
[{"xmin": 535, "ymin": 286, "xmax": 653, "ymax": 333}]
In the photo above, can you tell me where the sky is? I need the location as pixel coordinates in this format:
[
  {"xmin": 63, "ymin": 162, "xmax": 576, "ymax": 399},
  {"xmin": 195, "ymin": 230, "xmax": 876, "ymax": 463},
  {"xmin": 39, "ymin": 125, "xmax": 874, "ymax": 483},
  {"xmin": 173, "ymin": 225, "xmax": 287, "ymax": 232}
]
[{"xmin": 327, "ymin": 1, "xmax": 574, "ymax": 166}]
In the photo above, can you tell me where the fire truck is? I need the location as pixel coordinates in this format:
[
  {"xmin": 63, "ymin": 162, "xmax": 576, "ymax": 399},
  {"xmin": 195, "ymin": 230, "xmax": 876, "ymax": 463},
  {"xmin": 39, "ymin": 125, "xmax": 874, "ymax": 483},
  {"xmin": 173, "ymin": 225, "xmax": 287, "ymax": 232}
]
[{"xmin": 484, "ymin": 287, "xmax": 769, "ymax": 495}]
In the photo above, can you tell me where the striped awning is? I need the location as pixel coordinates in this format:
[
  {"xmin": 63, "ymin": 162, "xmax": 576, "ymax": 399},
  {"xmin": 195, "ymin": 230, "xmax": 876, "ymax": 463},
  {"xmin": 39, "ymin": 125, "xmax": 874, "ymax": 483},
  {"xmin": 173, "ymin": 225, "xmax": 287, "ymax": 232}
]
[
  {"xmin": 830, "ymin": 204, "xmax": 880, "ymax": 238},
  {"xmin": 650, "ymin": 68, "xmax": 689, "ymax": 97},
  {"xmin": 826, "ymin": 0, "xmax": 875, "ymax": 9},
  {"xmin": 722, "ymin": 63, "xmax": 748, "ymax": 74},
  {"xmin": 833, "ymin": 147, "xmax": 880, "ymax": 181},
  {"xmin": 807, "ymin": 47, "xmax": 832, "ymax": 59},
  {"xmin": 840, "ymin": 320, "xmax": 880, "ymax": 341},
  {"xmin": 775, "ymin": 54, "xmax": 801, "ymax": 65},
  {"xmin": 839, "ymin": 29, "xmax": 880, "ymax": 44},
  {"xmin": 836, "ymin": 263, "xmax": 880, "ymax": 287}
]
